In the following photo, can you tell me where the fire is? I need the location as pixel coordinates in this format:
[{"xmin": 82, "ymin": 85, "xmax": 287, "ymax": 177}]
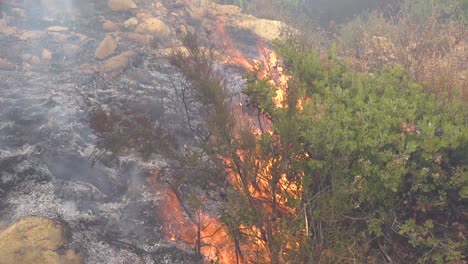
[
  {"xmin": 148, "ymin": 170, "xmax": 239, "ymax": 263},
  {"xmin": 215, "ymin": 16, "xmax": 253, "ymax": 71},
  {"xmin": 256, "ymin": 40, "xmax": 289, "ymax": 108},
  {"xmin": 149, "ymin": 18, "xmax": 303, "ymax": 264}
]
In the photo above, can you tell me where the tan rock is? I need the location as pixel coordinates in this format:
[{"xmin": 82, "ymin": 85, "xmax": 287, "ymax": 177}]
[
  {"xmin": 0, "ymin": 25, "xmax": 17, "ymax": 36},
  {"xmin": 41, "ymin": 49, "xmax": 53, "ymax": 64},
  {"xmin": 63, "ymin": 44, "xmax": 80, "ymax": 57},
  {"xmin": 19, "ymin": 30, "xmax": 47, "ymax": 40},
  {"xmin": 237, "ymin": 19, "xmax": 284, "ymax": 41},
  {"xmin": 136, "ymin": 12, "xmax": 152, "ymax": 20},
  {"xmin": 108, "ymin": 0, "xmax": 137, "ymax": 11},
  {"xmin": 178, "ymin": 24, "xmax": 187, "ymax": 36},
  {"xmin": 21, "ymin": 54, "xmax": 33, "ymax": 62},
  {"xmin": 126, "ymin": 32, "xmax": 153, "ymax": 45},
  {"xmin": 156, "ymin": 47, "xmax": 189, "ymax": 57},
  {"xmin": 74, "ymin": 33, "xmax": 88, "ymax": 41},
  {"xmin": 47, "ymin": 26, "xmax": 68, "ymax": 32},
  {"xmin": 136, "ymin": 17, "xmax": 170, "ymax": 37},
  {"xmin": 48, "ymin": 32, "xmax": 69, "ymax": 42},
  {"xmin": 99, "ymin": 51, "xmax": 135, "ymax": 79},
  {"xmin": 186, "ymin": 3, "xmax": 208, "ymax": 20},
  {"xmin": 79, "ymin": 63, "xmax": 97, "ymax": 74},
  {"xmin": 213, "ymin": 4, "xmax": 241, "ymax": 15},
  {"xmin": 102, "ymin": 20, "xmax": 120, "ymax": 32},
  {"xmin": 30, "ymin": 56, "xmax": 41, "ymax": 65},
  {"xmin": 123, "ymin": 17, "xmax": 138, "ymax": 30},
  {"xmin": 0, "ymin": 58, "xmax": 16, "ymax": 70},
  {"xmin": 95, "ymin": 34, "xmax": 117, "ymax": 59},
  {"xmin": 0, "ymin": 216, "xmax": 83, "ymax": 264},
  {"xmin": 11, "ymin": 8, "xmax": 27, "ymax": 20},
  {"xmin": 154, "ymin": 1, "xmax": 167, "ymax": 16}
]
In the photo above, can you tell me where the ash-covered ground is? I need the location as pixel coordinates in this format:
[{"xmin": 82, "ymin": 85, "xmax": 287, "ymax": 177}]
[{"xmin": 0, "ymin": 0, "xmax": 280, "ymax": 263}]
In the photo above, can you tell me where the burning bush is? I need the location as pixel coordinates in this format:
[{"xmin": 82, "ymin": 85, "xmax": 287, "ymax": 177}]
[{"xmin": 238, "ymin": 36, "xmax": 468, "ymax": 263}]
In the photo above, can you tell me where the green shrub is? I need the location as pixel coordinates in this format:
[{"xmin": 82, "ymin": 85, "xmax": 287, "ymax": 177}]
[{"xmin": 241, "ymin": 39, "xmax": 467, "ymax": 262}]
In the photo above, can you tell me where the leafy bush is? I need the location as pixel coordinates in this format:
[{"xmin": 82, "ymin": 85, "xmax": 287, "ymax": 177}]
[{"xmin": 240, "ymin": 39, "xmax": 468, "ymax": 262}]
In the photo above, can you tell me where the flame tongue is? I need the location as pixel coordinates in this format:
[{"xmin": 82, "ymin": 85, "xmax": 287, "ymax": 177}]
[
  {"xmin": 256, "ymin": 40, "xmax": 289, "ymax": 108},
  {"xmin": 149, "ymin": 170, "xmax": 239, "ymax": 263},
  {"xmin": 216, "ymin": 17, "xmax": 254, "ymax": 71}
]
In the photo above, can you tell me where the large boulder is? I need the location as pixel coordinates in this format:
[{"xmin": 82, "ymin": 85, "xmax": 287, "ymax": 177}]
[
  {"xmin": 108, "ymin": 0, "xmax": 137, "ymax": 11},
  {"xmin": 0, "ymin": 216, "xmax": 82, "ymax": 264}
]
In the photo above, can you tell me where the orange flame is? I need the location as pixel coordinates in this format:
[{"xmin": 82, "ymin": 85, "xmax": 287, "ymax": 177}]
[
  {"xmin": 148, "ymin": 170, "xmax": 239, "ymax": 263},
  {"xmin": 216, "ymin": 17, "xmax": 254, "ymax": 71},
  {"xmin": 149, "ymin": 18, "xmax": 305, "ymax": 263}
]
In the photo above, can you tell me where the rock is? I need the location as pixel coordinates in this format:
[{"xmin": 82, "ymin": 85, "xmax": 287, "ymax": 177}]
[
  {"xmin": 48, "ymin": 32, "xmax": 69, "ymax": 42},
  {"xmin": 136, "ymin": 17, "xmax": 170, "ymax": 37},
  {"xmin": 154, "ymin": 1, "xmax": 167, "ymax": 16},
  {"xmin": 178, "ymin": 24, "xmax": 188, "ymax": 36},
  {"xmin": 99, "ymin": 51, "xmax": 135, "ymax": 79},
  {"xmin": 74, "ymin": 33, "xmax": 88, "ymax": 41},
  {"xmin": 19, "ymin": 30, "xmax": 47, "ymax": 40},
  {"xmin": 21, "ymin": 54, "xmax": 33, "ymax": 62},
  {"xmin": 47, "ymin": 26, "xmax": 68, "ymax": 32},
  {"xmin": 123, "ymin": 17, "xmax": 138, "ymax": 30},
  {"xmin": 155, "ymin": 47, "xmax": 189, "ymax": 57},
  {"xmin": 213, "ymin": 4, "xmax": 241, "ymax": 15},
  {"xmin": 95, "ymin": 34, "xmax": 117, "ymax": 59},
  {"xmin": 108, "ymin": 0, "xmax": 137, "ymax": 11},
  {"xmin": 186, "ymin": 2, "xmax": 208, "ymax": 20},
  {"xmin": 125, "ymin": 32, "xmax": 153, "ymax": 45},
  {"xmin": 0, "ymin": 25, "xmax": 17, "ymax": 36},
  {"xmin": 0, "ymin": 216, "xmax": 83, "ymax": 264},
  {"xmin": 63, "ymin": 44, "xmax": 80, "ymax": 57},
  {"xmin": 79, "ymin": 63, "xmax": 97, "ymax": 74},
  {"xmin": 136, "ymin": 12, "xmax": 152, "ymax": 20},
  {"xmin": 237, "ymin": 19, "xmax": 283, "ymax": 41},
  {"xmin": 102, "ymin": 20, "xmax": 120, "ymax": 32},
  {"xmin": 30, "ymin": 56, "xmax": 41, "ymax": 65},
  {"xmin": 41, "ymin": 49, "xmax": 53, "ymax": 64},
  {"xmin": 0, "ymin": 58, "xmax": 16, "ymax": 70}
]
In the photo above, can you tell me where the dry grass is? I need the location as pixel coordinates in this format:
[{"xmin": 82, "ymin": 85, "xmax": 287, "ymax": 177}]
[{"xmin": 340, "ymin": 13, "xmax": 467, "ymax": 102}]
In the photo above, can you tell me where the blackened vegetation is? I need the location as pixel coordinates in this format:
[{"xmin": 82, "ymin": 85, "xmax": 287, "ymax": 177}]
[
  {"xmin": 168, "ymin": 33, "xmax": 239, "ymax": 261},
  {"xmin": 89, "ymin": 105, "xmax": 177, "ymax": 164},
  {"xmin": 169, "ymin": 32, "xmax": 232, "ymax": 146}
]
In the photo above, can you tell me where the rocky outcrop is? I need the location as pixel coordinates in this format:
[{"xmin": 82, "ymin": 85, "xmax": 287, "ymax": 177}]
[{"xmin": 0, "ymin": 216, "xmax": 82, "ymax": 264}]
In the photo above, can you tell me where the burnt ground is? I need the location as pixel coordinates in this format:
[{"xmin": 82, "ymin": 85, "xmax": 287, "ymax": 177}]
[
  {"xmin": 0, "ymin": 1, "xmax": 200, "ymax": 263},
  {"xmin": 0, "ymin": 0, "xmax": 273, "ymax": 262}
]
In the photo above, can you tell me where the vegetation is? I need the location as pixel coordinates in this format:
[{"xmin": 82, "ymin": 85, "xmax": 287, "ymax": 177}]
[
  {"xmin": 88, "ymin": 1, "xmax": 467, "ymax": 263},
  {"xmin": 236, "ymin": 39, "xmax": 467, "ymax": 262},
  {"xmin": 168, "ymin": 32, "xmax": 467, "ymax": 263}
]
